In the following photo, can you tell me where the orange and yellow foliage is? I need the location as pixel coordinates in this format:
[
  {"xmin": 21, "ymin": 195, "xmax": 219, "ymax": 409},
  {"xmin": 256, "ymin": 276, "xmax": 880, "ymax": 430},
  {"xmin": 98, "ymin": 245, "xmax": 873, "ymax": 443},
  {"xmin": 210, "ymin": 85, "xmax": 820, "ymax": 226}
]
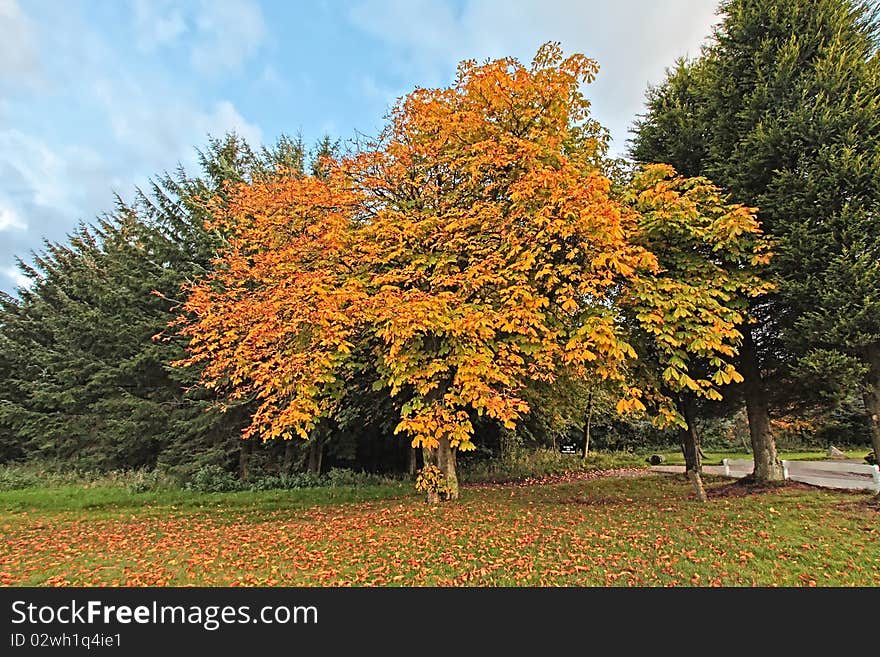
[{"xmin": 175, "ymin": 43, "xmax": 770, "ymax": 450}]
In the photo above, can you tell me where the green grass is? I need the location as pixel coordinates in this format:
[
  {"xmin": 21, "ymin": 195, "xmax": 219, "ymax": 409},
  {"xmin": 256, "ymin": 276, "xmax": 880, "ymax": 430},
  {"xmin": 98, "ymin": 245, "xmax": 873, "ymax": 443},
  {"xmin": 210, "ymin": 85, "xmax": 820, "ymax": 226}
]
[
  {"xmin": 644, "ymin": 448, "xmax": 872, "ymax": 467},
  {"xmin": 1, "ymin": 472, "xmax": 877, "ymax": 586},
  {"xmin": 0, "ymin": 482, "xmax": 413, "ymax": 517}
]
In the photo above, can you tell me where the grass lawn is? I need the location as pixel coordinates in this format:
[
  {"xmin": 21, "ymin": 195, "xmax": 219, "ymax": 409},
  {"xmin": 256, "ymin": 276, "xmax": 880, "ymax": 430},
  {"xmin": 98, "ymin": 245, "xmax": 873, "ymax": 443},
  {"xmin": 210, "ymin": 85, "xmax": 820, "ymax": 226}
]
[
  {"xmin": 1, "ymin": 473, "xmax": 877, "ymax": 586},
  {"xmin": 645, "ymin": 448, "xmax": 872, "ymax": 467}
]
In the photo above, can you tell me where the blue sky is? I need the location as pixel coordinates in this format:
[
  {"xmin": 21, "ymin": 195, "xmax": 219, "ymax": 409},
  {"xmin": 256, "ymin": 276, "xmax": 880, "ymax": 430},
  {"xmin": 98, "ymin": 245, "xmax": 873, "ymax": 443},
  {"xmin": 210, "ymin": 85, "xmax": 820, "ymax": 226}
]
[{"xmin": 0, "ymin": 0, "xmax": 721, "ymax": 292}]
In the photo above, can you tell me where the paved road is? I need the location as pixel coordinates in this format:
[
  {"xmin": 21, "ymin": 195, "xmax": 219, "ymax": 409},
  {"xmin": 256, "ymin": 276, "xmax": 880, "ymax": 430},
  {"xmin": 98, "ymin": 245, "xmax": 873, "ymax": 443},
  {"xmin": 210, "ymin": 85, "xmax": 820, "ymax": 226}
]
[
  {"xmin": 652, "ymin": 464, "xmax": 728, "ymax": 476},
  {"xmin": 651, "ymin": 459, "xmax": 880, "ymax": 493}
]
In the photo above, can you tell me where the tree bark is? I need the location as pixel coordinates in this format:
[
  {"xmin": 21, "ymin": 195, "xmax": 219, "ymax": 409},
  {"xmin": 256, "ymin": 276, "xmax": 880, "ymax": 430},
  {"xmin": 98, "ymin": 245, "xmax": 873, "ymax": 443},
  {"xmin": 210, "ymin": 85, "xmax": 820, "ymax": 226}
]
[
  {"xmin": 421, "ymin": 444, "xmax": 440, "ymax": 504},
  {"xmin": 282, "ymin": 440, "xmax": 296, "ymax": 475},
  {"xmin": 408, "ymin": 445, "xmax": 418, "ymax": 477},
  {"xmin": 415, "ymin": 370, "xmax": 460, "ymax": 502},
  {"xmin": 436, "ymin": 435, "xmax": 459, "ymax": 500},
  {"xmin": 739, "ymin": 327, "xmax": 783, "ymax": 481},
  {"xmin": 686, "ymin": 470, "xmax": 708, "ymax": 502},
  {"xmin": 307, "ymin": 437, "xmax": 323, "ymax": 476},
  {"xmin": 238, "ymin": 438, "xmax": 252, "ymax": 482},
  {"xmin": 678, "ymin": 395, "xmax": 707, "ymax": 501},
  {"xmin": 421, "ymin": 435, "xmax": 459, "ymax": 502},
  {"xmin": 862, "ymin": 343, "xmax": 880, "ymax": 484},
  {"xmin": 582, "ymin": 388, "xmax": 594, "ymax": 460}
]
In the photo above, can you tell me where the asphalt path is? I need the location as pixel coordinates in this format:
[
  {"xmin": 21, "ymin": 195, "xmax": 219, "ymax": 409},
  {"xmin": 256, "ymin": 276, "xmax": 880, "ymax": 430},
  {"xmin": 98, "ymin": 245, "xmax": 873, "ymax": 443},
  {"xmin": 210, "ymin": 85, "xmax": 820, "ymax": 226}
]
[{"xmin": 651, "ymin": 458, "xmax": 880, "ymax": 493}]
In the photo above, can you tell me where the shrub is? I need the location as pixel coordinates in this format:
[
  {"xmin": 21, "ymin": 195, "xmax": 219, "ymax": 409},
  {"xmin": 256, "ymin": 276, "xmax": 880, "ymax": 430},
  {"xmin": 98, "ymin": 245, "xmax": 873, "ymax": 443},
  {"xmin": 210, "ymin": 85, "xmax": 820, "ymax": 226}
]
[
  {"xmin": 247, "ymin": 472, "xmax": 323, "ymax": 491},
  {"xmin": 414, "ymin": 465, "xmax": 454, "ymax": 500},
  {"xmin": 0, "ymin": 461, "xmax": 405, "ymax": 493},
  {"xmin": 0, "ymin": 466, "xmax": 41, "ymax": 491},
  {"xmin": 459, "ymin": 447, "xmax": 643, "ymax": 484},
  {"xmin": 185, "ymin": 465, "xmax": 243, "ymax": 493},
  {"xmin": 324, "ymin": 468, "xmax": 392, "ymax": 487},
  {"xmin": 124, "ymin": 469, "xmax": 180, "ymax": 494}
]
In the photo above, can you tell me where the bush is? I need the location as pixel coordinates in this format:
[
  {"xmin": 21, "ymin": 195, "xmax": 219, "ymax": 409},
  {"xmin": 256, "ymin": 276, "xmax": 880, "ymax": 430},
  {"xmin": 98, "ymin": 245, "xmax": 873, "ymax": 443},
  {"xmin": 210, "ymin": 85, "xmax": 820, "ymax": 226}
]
[
  {"xmin": 124, "ymin": 469, "xmax": 180, "ymax": 494},
  {"xmin": 247, "ymin": 472, "xmax": 323, "ymax": 491},
  {"xmin": 459, "ymin": 447, "xmax": 643, "ymax": 484},
  {"xmin": 0, "ymin": 463, "xmax": 182, "ymax": 491},
  {"xmin": 185, "ymin": 465, "xmax": 243, "ymax": 493},
  {"xmin": 0, "ymin": 466, "xmax": 41, "ymax": 491},
  {"xmin": 0, "ymin": 460, "xmax": 403, "ymax": 494},
  {"xmin": 414, "ymin": 465, "xmax": 454, "ymax": 500},
  {"xmin": 183, "ymin": 467, "xmax": 397, "ymax": 493},
  {"xmin": 324, "ymin": 468, "xmax": 393, "ymax": 487}
]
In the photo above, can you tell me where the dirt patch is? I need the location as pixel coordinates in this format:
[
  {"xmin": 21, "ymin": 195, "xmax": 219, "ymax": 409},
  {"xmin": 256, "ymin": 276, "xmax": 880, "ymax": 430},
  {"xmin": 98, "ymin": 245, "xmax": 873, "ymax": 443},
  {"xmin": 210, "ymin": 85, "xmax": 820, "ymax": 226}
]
[
  {"xmin": 706, "ymin": 479, "xmax": 813, "ymax": 499},
  {"xmin": 706, "ymin": 476, "xmax": 877, "ymax": 499},
  {"xmin": 835, "ymin": 496, "xmax": 880, "ymax": 513}
]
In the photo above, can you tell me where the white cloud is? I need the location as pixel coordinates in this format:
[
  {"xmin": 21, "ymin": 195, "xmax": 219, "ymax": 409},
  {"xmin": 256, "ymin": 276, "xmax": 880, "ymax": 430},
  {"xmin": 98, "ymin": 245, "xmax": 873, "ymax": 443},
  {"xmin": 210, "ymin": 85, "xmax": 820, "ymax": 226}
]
[
  {"xmin": 92, "ymin": 73, "xmax": 261, "ymax": 170},
  {"xmin": 0, "ymin": 95, "xmax": 262, "ymax": 294},
  {"xmin": 202, "ymin": 100, "xmax": 262, "ymax": 145},
  {"xmin": 0, "ymin": 0, "xmax": 39, "ymax": 82},
  {"xmin": 0, "ymin": 203, "xmax": 25, "ymax": 231},
  {"xmin": 0, "ymin": 129, "xmax": 123, "ymax": 279},
  {"xmin": 130, "ymin": 0, "xmax": 267, "ymax": 75},
  {"xmin": 349, "ymin": 0, "xmax": 463, "ymax": 71},
  {"xmin": 2, "ymin": 266, "xmax": 31, "ymax": 290},
  {"xmin": 257, "ymin": 64, "xmax": 285, "ymax": 90},
  {"xmin": 0, "ymin": 2, "xmax": 266, "ymax": 293},
  {"xmin": 347, "ymin": 0, "xmax": 721, "ymax": 152},
  {"xmin": 0, "ymin": 131, "xmax": 69, "ymax": 210},
  {"xmin": 359, "ymin": 75, "xmax": 404, "ymax": 108},
  {"xmin": 190, "ymin": 0, "xmax": 267, "ymax": 75},
  {"xmin": 133, "ymin": 0, "xmax": 187, "ymax": 51}
]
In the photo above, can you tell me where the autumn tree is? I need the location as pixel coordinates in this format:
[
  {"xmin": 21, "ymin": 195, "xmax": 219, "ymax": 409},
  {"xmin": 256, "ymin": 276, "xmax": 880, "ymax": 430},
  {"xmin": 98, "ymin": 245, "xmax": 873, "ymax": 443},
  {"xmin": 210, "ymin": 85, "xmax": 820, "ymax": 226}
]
[
  {"xmin": 631, "ymin": 0, "xmax": 880, "ymax": 480},
  {"xmin": 619, "ymin": 166, "xmax": 772, "ymax": 498},
  {"xmin": 178, "ymin": 44, "xmax": 770, "ymax": 502}
]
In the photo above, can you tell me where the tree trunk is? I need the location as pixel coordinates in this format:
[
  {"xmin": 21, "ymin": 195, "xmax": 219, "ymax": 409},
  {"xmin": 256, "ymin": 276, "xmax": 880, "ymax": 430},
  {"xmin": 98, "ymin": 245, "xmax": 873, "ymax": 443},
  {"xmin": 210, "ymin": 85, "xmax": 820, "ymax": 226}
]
[
  {"xmin": 734, "ymin": 407, "xmax": 752, "ymax": 453},
  {"xmin": 307, "ymin": 437, "xmax": 323, "ymax": 476},
  {"xmin": 282, "ymin": 440, "xmax": 296, "ymax": 475},
  {"xmin": 739, "ymin": 327, "xmax": 783, "ymax": 481},
  {"xmin": 238, "ymin": 438, "xmax": 252, "ymax": 482},
  {"xmin": 582, "ymin": 388, "xmax": 594, "ymax": 460},
  {"xmin": 421, "ymin": 444, "xmax": 440, "ymax": 504},
  {"xmin": 416, "ymin": 368, "xmax": 460, "ymax": 502},
  {"xmin": 678, "ymin": 395, "xmax": 707, "ymax": 501},
  {"xmin": 686, "ymin": 470, "xmax": 707, "ymax": 502},
  {"xmin": 436, "ymin": 435, "xmax": 458, "ymax": 500},
  {"xmin": 863, "ymin": 343, "xmax": 880, "ymax": 485},
  {"xmin": 408, "ymin": 445, "xmax": 418, "ymax": 477},
  {"xmin": 421, "ymin": 435, "xmax": 459, "ymax": 503}
]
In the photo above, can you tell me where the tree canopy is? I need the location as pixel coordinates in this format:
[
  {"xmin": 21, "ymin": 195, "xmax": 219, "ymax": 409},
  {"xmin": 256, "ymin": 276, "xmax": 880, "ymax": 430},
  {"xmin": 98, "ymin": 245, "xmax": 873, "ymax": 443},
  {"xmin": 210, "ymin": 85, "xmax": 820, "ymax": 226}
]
[
  {"xmin": 177, "ymin": 44, "xmax": 770, "ymax": 501},
  {"xmin": 631, "ymin": 0, "xmax": 880, "ymax": 475}
]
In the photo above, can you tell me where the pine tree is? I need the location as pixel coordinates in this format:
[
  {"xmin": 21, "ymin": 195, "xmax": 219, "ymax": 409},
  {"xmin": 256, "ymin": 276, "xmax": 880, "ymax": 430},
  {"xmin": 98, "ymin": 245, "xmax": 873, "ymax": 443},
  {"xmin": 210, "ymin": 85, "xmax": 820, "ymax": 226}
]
[
  {"xmin": 0, "ymin": 133, "xmax": 325, "ymax": 474},
  {"xmin": 631, "ymin": 0, "xmax": 880, "ymax": 479}
]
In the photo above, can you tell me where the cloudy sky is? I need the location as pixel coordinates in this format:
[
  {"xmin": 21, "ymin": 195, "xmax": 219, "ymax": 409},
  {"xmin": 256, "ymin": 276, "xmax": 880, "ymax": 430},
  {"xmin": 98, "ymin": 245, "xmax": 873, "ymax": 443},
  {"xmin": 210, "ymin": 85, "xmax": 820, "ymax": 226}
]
[{"xmin": 0, "ymin": 0, "xmax": 721, "ymax": 293}]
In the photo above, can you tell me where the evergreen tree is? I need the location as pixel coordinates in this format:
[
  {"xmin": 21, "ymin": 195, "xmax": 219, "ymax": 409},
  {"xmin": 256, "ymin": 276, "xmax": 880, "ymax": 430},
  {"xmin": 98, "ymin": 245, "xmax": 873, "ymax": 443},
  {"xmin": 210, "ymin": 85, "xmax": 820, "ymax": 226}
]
[
  {"xmin": 0, "ymin": 133, "xmax": 326, "ymax": 474},
  {"xmin": 631, "ymin": 0, "xmax": 880, "ymax": 479}
]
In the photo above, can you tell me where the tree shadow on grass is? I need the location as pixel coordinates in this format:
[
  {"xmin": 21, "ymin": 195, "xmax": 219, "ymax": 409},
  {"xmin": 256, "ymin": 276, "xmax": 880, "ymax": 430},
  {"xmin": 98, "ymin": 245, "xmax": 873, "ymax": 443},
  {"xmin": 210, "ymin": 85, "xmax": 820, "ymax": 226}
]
[
  {"xmin": 707, "ymin": 477, "xmax": 864, "ymax": 500},
  {"xmin": 834, "ymin": 494, "xmax": 880, "ymax": 513}
]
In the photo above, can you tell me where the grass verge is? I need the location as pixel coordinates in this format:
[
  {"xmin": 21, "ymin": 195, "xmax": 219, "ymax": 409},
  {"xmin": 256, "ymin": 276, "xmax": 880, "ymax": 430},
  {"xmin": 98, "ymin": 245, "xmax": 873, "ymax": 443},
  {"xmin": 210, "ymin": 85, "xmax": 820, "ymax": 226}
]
[
  {"xmin": 644, "ymin": 449, "xmax": 872, "ymax": 467},
  {"xmin": 2, "ymin": 472, "xmax": 876, "ymax": 586}
]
